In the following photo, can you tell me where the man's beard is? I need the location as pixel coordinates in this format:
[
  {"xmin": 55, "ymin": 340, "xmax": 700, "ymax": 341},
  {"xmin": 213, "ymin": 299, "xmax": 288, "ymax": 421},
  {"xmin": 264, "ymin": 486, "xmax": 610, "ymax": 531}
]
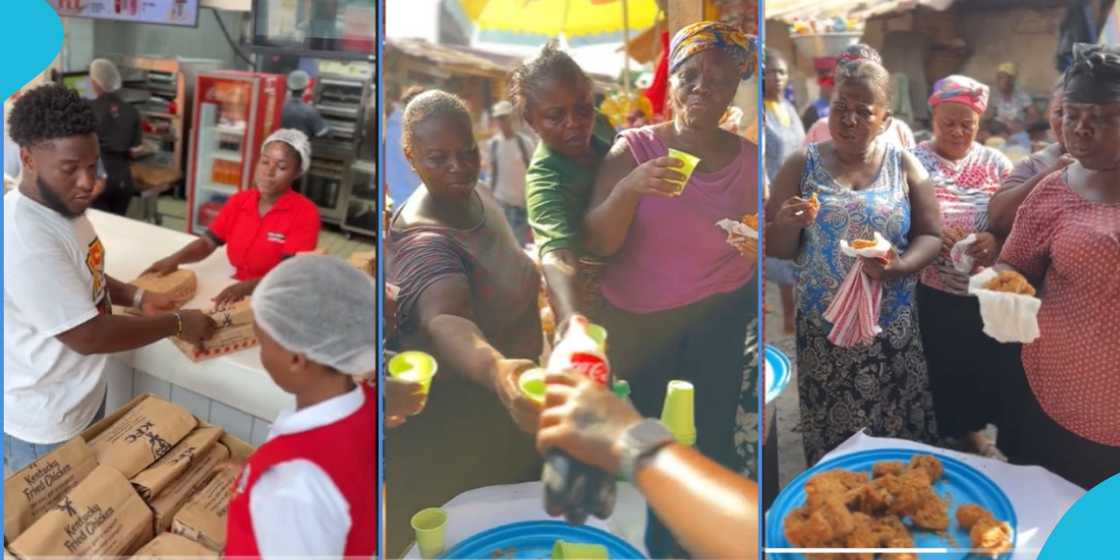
[{"xmin": 36, "ymin": 175, "xmax": 83, "ymax": 219}]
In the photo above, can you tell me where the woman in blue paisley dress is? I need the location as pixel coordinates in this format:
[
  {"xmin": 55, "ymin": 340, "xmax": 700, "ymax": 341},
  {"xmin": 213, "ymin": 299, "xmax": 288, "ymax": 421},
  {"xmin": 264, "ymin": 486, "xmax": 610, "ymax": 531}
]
[{"xmin": 765, "ymin": 58, "xmax": 944, "ymax": 464}]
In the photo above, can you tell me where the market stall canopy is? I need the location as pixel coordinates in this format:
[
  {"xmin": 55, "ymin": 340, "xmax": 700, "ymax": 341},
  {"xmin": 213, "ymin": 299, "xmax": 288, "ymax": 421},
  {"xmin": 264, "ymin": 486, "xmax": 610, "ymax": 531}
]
[
  {"xmin": 766, "ymin": 0, "xmax": 956, "ymax": 22},
  {"xmin": 385, "ymin": 38, "xmax": 511, "ymax": 78},
  {"xmin": 444, "ymin": 0, "xmax": 663, "ymax": 47}
]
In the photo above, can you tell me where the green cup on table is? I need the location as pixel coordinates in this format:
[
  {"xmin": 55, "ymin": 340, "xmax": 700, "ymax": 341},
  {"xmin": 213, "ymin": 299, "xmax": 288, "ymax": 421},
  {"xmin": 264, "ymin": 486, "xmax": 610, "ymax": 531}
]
[
  {"xmin": 667, "ymin": 148, "xmax": 701, "ymax": 195},
  {"xmin": 552, "ymin": 540, "xmax": 609, "ymax": 559},
  {"xmin": 411, "ymin": 507, "xmax": 448, "ymax": 559},
  {"xmin": 389, "ymin": 351, "xmax": 438, "ymax": 394}
]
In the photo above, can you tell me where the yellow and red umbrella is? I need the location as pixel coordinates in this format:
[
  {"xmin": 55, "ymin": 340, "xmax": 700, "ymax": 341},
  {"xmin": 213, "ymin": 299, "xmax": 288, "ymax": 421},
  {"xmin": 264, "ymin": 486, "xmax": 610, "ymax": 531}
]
[{"xmin": 444, "ymin": 0, "xmax": 662, "ymax": 47}]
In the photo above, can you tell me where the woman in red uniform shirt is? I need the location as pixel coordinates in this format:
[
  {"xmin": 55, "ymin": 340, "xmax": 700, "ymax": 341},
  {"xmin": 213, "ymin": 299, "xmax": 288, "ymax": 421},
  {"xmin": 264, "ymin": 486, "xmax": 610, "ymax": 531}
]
[{"xmin": 144, "ymin": 129, "xmax": 321, "ymax": 304}]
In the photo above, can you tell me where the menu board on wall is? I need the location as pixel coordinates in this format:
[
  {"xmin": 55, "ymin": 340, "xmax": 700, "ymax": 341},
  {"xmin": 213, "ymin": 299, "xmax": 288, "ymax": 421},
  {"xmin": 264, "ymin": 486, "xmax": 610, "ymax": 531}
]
[{"xmin": 50, "ymin": 0, "xmax": 200, "ymax": 28}]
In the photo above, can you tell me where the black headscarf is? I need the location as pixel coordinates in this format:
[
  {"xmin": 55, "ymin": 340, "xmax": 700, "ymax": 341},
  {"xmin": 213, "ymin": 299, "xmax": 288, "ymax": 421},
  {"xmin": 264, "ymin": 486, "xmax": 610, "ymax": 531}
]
[{"xmin": 1063, "ymin": 43, "xmax": 1120, "ymax": 104}]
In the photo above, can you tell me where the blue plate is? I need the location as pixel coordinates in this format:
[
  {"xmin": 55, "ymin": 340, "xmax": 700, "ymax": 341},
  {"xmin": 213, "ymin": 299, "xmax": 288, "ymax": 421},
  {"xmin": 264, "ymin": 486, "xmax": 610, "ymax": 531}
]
[
  {"xmin": 766, "ymin": 449, "xmax": 1017, "ymax": 559},
  {"xmin": 440, "ymin": 520, "xmax": 645, "ymax": 559},
  {"xmin": 764, "ymin": 345, "xmax": 792, "ymax": 404}
]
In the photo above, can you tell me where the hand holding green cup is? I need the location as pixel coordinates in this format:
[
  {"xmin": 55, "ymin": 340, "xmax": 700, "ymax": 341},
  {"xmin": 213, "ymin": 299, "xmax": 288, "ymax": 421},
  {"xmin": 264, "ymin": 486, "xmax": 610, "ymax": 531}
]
[
  {"xmin": 388, "ymin": 351, "xmax": 438, "ymax": 395},
  {"xmin": 667, "ymin": 148, "xmax": 701, "ymax": 196}
]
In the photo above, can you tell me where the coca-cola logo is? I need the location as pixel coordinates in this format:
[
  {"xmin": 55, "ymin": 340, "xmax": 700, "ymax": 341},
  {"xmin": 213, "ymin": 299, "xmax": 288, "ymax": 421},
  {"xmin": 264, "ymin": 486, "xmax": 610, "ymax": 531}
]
[{"xmin": 569, "ymin": 352, "xmax": 609, "ymax": 385}]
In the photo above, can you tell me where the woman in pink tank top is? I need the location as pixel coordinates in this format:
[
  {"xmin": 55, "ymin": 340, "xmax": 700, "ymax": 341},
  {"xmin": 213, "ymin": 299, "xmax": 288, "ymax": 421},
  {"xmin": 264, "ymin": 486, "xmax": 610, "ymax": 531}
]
[{"xmin": 583, "ymin": 22, "xmax": 759, "ymax": 482}]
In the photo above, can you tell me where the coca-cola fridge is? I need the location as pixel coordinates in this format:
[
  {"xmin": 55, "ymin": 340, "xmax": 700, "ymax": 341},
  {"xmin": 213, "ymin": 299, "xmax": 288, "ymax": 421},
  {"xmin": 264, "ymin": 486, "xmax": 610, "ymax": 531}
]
[{"xmin": 185, "ymin": 70, "xmax": 285, "ymax": 235}]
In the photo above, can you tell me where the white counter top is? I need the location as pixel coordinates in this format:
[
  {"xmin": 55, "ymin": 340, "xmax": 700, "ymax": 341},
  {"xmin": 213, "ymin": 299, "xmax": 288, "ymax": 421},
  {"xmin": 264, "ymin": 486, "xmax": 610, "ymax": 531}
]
[{"xmin": 90, "ymin": 209, "xmax": 293, "ymax": 421}]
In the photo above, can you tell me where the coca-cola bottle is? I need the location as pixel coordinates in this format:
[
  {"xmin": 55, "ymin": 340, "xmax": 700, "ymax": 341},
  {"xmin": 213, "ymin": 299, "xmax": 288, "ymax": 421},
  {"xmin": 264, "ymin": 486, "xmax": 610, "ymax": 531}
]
[{"xmin": 541, "ymin": 316, "xmax": 617, "ymax": 525}]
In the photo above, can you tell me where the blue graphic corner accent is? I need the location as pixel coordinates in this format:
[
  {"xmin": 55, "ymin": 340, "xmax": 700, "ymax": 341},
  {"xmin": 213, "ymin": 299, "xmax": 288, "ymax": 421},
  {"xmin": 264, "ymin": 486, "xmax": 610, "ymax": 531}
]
[
  {"xmin": 0, "ymin": 2, "xmax": 63, "ymax": 99},
  {"xmin": 1038, "ymin": 472, "xmax": 1120, "ymax": 559}
]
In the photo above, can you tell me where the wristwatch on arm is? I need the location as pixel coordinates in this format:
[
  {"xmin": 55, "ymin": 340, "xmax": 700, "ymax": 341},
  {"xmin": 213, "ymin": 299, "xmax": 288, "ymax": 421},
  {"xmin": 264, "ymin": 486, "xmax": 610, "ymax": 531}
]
[{"xmin": 616, "ymin": 418, "xmax": 675, "ymax": 481}]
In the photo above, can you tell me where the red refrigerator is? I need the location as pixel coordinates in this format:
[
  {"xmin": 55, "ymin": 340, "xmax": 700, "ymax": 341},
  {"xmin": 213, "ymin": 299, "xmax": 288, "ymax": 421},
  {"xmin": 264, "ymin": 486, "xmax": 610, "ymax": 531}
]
[{"xmin": 186, "ymin": 70, "xmax": 285, "ymax": 235}]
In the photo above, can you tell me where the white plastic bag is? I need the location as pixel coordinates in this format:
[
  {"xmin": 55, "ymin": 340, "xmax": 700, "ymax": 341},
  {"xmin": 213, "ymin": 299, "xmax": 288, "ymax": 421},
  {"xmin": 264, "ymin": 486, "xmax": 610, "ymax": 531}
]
[
  {"xmin": 968, "ymin": 268, "xmax": 1042, "ymax": 343},
  {"xmin": 823, "ymin": 232, "xmax": 893, "ymax": 347},
  {"xmin": 950, "ymin": 233, "xmax": 979, "ymax": 275}
]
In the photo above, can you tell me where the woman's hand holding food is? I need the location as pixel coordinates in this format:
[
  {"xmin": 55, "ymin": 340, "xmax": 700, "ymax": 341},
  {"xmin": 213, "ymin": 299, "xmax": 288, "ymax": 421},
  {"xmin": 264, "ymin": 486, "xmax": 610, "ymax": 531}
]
[
  {"xmin": 213, "ymin": 280, "xmax": 255, "ymax": 306},
  {"xmin": 966, "ymin": 232, "xmax": 1000, "ymax": 268},
  {"xmin": 860, "ymin": 248, "xmax": 906, "ymax": 281},
  {"xmin": 143, "ymin": 257, "xmax": 179, "ymax": 277},
  {"xmin": 773, "ymin": 196, "xmax": 818, "ymax": 230}
]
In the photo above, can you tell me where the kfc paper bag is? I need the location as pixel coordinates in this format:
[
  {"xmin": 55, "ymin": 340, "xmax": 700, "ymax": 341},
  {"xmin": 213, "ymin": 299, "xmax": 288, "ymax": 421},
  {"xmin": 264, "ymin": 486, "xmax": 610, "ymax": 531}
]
[
  {"xmin": 131, "ymin": 532, "xmax": 218, "ymax": 558},
  {"xmin": 88, "ymin": 397, "xmax": 198, "ymax": 478},
  {"xmin": 4, "ymin": 438, "xmax": 98, "ymax": 542},
  {"xmin": 150, "ymin": 442, "xmax": 230, "ymax": 534},
  {"xmin": 9, "ymin": 465, "xmax": 154, "ymax": 558},
  {"xmin": 131, "ymin": 426, "xmax": 224, "ymax": 502},
  {"xmin": 170, "ymin": 464, "xmax": 238, "ymax": 551},
  {"xmin": 968, "ymin": 268, "xmax": 1042, "ymax": 343},
  {"xmin": 131, "ymin": 270, "xmax": 198, "ymax": 303}
]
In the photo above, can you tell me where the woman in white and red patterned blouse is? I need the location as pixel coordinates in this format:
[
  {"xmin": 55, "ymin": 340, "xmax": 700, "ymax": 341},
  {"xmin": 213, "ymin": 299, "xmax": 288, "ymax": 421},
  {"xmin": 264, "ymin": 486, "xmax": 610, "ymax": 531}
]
[{"xmin": 912, "ymin": 75, "xmax": 1016, "ymax": 459}]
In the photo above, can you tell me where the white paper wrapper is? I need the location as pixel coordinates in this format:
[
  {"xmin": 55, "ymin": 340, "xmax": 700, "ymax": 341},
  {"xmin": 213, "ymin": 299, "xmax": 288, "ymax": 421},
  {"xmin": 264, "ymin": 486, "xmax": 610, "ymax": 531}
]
[
  {"xmin": 839, "ymin": 231, "xmax": 893, "ymax": 259},
  {"xmin": 716, "ymin": 218, "xmax": 758, "ymax": 257},
  {"xmin": 950, "ymin": 233, "xmax": 979, "ymax": 275},
  {"xmin": 968, "ymin": 268, "xmax": 1042, "ymax": 343}
]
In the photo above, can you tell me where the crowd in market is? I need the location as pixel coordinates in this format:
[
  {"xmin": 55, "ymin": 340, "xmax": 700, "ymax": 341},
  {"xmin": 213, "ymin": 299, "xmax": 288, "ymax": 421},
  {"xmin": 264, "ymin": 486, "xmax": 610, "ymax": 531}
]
[
  {"xmin": 763, "ymin": 40, "xmax": 1120, "ymax": 491},
  {"xmin": 3, "ymin": 70, "xmax": 376, "ymax": 555},
  {"xmin": 384, "ymin": 20, "xmax": 761, "ymax": 559}
]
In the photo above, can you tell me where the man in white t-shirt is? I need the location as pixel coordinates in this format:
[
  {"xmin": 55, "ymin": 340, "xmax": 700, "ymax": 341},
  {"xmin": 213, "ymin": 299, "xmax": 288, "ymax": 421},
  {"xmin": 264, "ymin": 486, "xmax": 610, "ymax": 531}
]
[
  {"xmin": 3, "ymin": 85, "xmax": 218, "ymax": 472},
  {"xmin": 485, "ymin": 100, "xmax": 536, "ymax": 246}
]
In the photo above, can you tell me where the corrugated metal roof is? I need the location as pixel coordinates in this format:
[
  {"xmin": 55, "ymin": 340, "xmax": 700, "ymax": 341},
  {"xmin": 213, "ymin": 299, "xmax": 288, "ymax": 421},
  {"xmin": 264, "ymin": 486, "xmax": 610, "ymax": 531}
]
[
  {"xmin": 766, "ymin": 0, "xmax": 956, "ymax": 22},
  {"xmin": 385, "ymin": 38, "xmax": 510, "ymax": 77}
]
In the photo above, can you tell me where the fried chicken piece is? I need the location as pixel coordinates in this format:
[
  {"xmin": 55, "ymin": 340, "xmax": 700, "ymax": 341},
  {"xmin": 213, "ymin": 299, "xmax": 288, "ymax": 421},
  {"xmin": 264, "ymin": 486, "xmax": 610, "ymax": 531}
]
[
  {"xmin": 842, "ymin": 517, "xmax": 877, "ymax": 560},
  {"xmin": 907, "ymin": 455, "xmax": 944, "ymax": 482},
  {"xmin": 850, "ymin": 239, "xmax": 878, "ymax": 250},
  {"xmin": 805, "ymin": 470, "xmax": 868, "ymax": 509},
  {"xmin": 872, "ymin": 461, "xmax": 906, "ymax": 479},
  {"xmin": 846, "ymin": 482, "xmax": 893, "ymax": 515},
  {"xmin": 741, "ymin": 213, "xmax": 759, "ymax": 230},
  {"xmin": 816, "ymin": 496, "xmax": 857, "ymax": 539},
  {"xmin": 808, "ymin": 193, "xmax": 821, "ymax": 212},
  {"xmin": 982, "ymin": 270, "xmax": 1037, "ymax": 296},
  {"xmin": 956, "ymin": 503, "xmax": 994, "ymax": 531},
  {"xmin": 970, "ymin": 517, "xmax": 1013, "ymax": 556},
  {"xmin": 874, "ymin": 474, "xmax": 927, "ymax": 516},
  {"xmin": 785, "ymin": 506, "xmax": 835, "ymax": 548},
  {"xmin": 910, "ymin": 490, "xmax": 950, "ymax": 531}
]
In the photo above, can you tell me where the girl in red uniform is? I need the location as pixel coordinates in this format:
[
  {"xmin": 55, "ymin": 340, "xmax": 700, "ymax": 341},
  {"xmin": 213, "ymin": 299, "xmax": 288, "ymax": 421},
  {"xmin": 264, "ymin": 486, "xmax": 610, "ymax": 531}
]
[
  {"xmin": 143, "ymin": 129, "xmax": 321, "ymax": 305},
  {"xmin": 224, "ymin": 255, "xmax": 376, "ymax": 557}
]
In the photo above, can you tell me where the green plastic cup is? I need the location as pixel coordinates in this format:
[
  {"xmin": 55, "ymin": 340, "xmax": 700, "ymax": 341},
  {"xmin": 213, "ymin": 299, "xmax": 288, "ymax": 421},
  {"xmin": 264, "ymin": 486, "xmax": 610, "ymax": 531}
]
[
  {"xmin": 552, "ymin": 540, "xmax": 609, "ymax": 559},
  {"xmin": 411, "ymin": 507, "xmax": 448, "ymax": 559},
  {"xmin": 660, "ymin": 380, "xmax": 696, "ymax": 446},
  {"xmin": 586, "ymin": 323, "xmax": 608, "ymax": 352},
  {"xmin": 519, "ymin": 367, "xmax": 548, "ymax": 405},
  {"xmin": 667, "ymin": 148, "xmax": 701, "ymax": 195},
  {"xmin": 389, "ymin": 351, "xmax": 439, "ymax": 395}
]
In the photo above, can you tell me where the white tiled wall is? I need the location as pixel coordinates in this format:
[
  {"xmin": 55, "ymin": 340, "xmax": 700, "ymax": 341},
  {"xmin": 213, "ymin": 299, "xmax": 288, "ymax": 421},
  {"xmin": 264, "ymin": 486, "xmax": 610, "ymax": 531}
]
[{"xmin": 131, "ymin": 370, "xmax": 272, "ymax": 444}]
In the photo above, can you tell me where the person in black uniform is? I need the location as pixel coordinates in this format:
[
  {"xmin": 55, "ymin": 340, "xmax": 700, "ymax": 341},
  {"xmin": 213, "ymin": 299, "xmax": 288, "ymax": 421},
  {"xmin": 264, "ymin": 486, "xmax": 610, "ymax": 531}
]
[
  {"xmin": 89, "ymin": 58, "xmax": 142, "ymax": 216},
  {"xmin": 281, "ymin": 70, "xmax": 330, "ymax": 141}
]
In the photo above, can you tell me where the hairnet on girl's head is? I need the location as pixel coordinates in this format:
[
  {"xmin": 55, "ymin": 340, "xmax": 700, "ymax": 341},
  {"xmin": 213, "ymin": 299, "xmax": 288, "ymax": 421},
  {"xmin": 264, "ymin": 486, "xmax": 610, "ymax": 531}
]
[
  {"xmin": 263, "ymin": 128, "xmax": 312, "ymax": 175},
  {"xmin": 89, "ymin": 59, "xmax": 122, "ymax": 93},
  {"xmin": 252, "ymin": 255, "xmax": 376, "ymax": 377}
]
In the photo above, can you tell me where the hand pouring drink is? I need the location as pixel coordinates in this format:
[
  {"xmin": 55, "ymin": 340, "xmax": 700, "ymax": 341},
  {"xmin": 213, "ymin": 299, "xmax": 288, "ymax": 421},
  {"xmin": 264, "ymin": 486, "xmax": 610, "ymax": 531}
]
[{"xmin": 541, "ymin": 316, "xmax": 617, "ymax": 525}]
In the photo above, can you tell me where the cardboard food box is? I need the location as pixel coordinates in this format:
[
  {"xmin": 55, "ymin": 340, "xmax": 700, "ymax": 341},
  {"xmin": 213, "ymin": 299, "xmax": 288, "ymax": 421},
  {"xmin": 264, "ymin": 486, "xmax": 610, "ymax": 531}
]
[
  {"xmin": 87, "ymin": 397, "xmax": 198, "ymax": 479},
  {"xmin": 171, "ymin": 300, "xmax": 258, "ymax": 362},
  {"xmin": 131, "ymin": 270, "xmax": 198, "ymax": 304},
  {"xmin": 8, "ymin": 465, "xmax": 154, "ymax": 558},
  {"xmin": 170, "ymin": 465, "xmax": 238, "ymax": 552},
  {"xmin": 4, "ymin": 438, "xmax": 98, "ymax": 544},
  {"xmin": 148, "ymin": 442, "xmax": 230, "ymax": 534},
  {"xmin": 131, "ymin": 531, "xmax": 218, "ymax": 558},
  {"xmin": 131, "ymin": 426, "xmax": 224, "ymax": 502}
]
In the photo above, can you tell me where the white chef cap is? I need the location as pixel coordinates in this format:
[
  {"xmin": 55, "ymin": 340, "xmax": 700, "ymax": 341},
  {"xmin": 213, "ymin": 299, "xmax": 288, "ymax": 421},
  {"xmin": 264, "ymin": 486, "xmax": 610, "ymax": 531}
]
[
  {"xmin": 263, "ymin": 128, "xmax": 312, "ymax": 175},
  {"xmin": 89, "ymin": 59, "xmax": 122, "ymax": 93},
  {"xmin": 253, "ymin": 255, "xmax": 376, "ymax": 377}
]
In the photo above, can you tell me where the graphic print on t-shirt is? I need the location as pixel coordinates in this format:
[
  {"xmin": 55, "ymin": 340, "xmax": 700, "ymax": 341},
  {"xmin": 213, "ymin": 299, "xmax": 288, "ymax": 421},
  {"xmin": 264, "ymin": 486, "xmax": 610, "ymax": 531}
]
[{"xmin": 85, "ymin": 237, "xmax": 111, "ymax": 314}]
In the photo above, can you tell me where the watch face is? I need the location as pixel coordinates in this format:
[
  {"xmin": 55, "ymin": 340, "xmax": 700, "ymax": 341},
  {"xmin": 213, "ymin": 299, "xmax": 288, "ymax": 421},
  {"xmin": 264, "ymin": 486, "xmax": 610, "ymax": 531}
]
[{"xmin": 630, "ymin": 419, "xmax": 674, "ymax": 448}]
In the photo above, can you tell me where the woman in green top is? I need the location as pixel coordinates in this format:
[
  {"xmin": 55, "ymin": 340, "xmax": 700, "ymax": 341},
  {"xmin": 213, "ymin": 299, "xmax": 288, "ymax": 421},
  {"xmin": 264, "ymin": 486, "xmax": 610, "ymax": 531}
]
[{"xmin": 514, "ymin": 43, "xmax": 616, "ymax": 334}]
